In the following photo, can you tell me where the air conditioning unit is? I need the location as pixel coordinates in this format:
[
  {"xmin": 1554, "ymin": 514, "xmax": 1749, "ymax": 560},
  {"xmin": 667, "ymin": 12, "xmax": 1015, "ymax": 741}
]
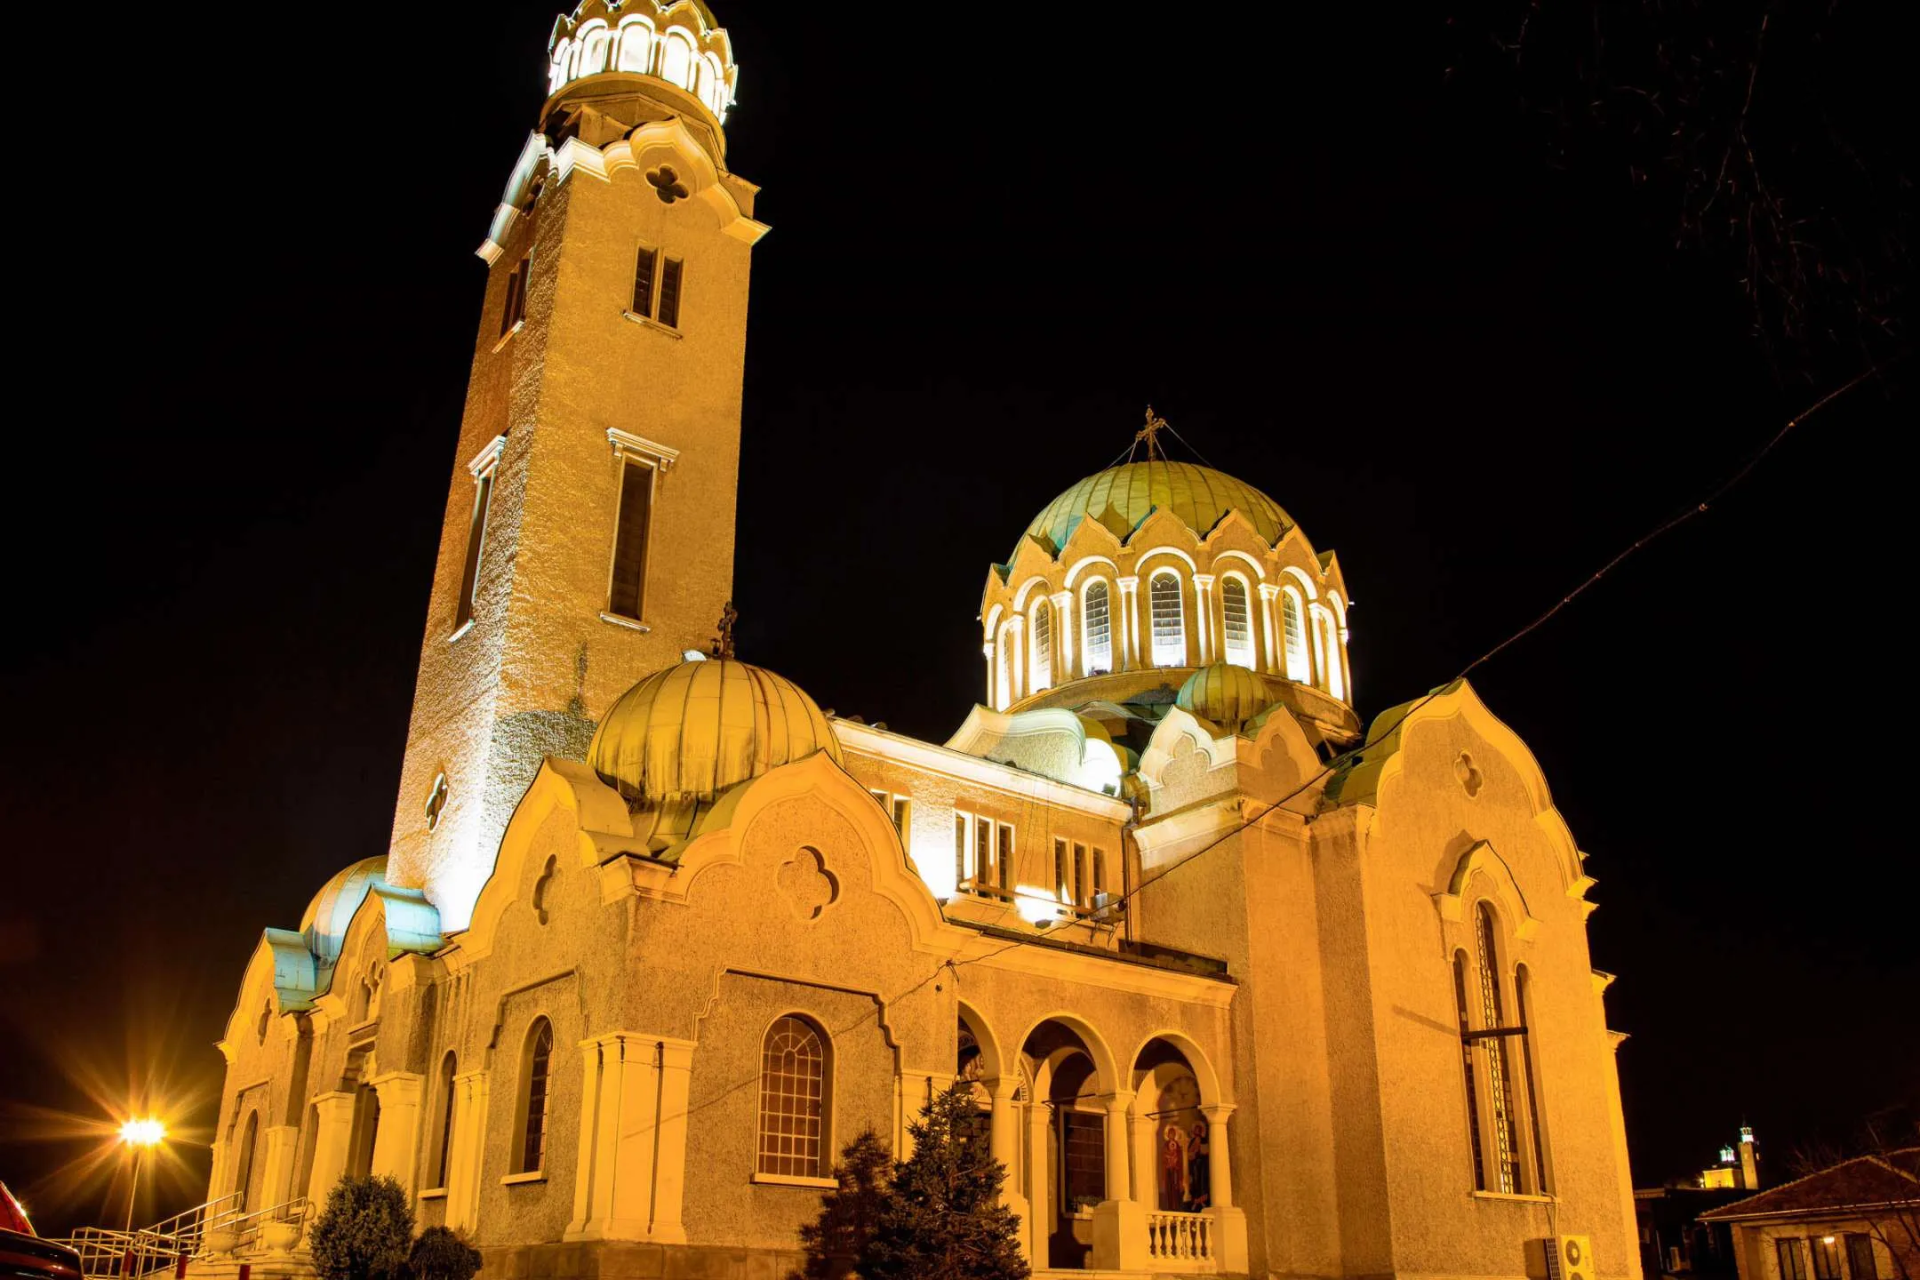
[{"xmin": 1525, "ymin": 1236, "xmax": 1594, "ymax": 1280}]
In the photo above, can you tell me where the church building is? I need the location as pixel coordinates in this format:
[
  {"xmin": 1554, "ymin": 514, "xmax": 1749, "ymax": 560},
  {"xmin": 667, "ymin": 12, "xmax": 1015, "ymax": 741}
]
[{"xmin": 202, "ymin": 3, "xmax": 1643, "ymax": 1277}]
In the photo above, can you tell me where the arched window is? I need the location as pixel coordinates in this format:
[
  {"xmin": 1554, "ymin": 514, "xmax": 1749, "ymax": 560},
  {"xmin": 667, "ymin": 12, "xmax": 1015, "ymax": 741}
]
[
  {"xmin": 659, "ymin": 30, "xmax": 695, "ymax": 90},
  {"xmin": 549, "ymin": 39, "xmax": 572, "ymax": 93},
  {"xmin": 695, "ymin": 53, "xmax": 722, "ymax": 113},
  {"xmin": 1451, "ymin": 951, "xmax": 1485, "ymax": 1189},
  {"xmin": 1280, "ymin": 588, "xmax": 1310, "ymax": 682},
  {"xmin": 515, "ymin": 1018, "xmax": 554, "ymax": 1174},
  {"xmin": 758, "ymin": 1015, "xmax": 829, "ymax": 1178},
  {"xmin": 1221, "ymin": 575, "xmax": 1254, "ymax": 668},
  {"xmin": 1149, "ymin": 571, "xmax": 1185, "ymax": 666},
  {"xmin": 1514, "ymin": 965, "xmax": 1549, "ymax": 1193},
  {"xmin": 1031, "ymin": 600, "xmax": 1053, "ymax": 692},
  {"xmin": 234, "ymin": 1110, "xmax": 259, "ymax": 1211},
  {"xmin": 430, "ymin": 1052, "xmax": 457, "ymax": 1191},
  {"xmin": 1082, "ymin": 579, "xmax": 1112, "ymax": 674},
  {"xmin": 615, "ymin": 19, "xmax": 653, "ymax": 74},
  {"xmin": 1474, "ymin": 904, "xmax": 1521, "ymax": 1194},
  {"xmin": 576, "ymin": 22, "xmax": 610, "ymax": 76}
]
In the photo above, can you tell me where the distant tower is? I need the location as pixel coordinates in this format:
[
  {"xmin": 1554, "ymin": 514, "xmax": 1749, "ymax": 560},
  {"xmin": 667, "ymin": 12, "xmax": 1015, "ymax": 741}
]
[
  {"xmin": 383, "ymin": 0, "xmax": 766, "ymax": 928},
  {"xmin": 1739, "ymin": 1125, "xmax": 1761, "ymax": 1189}
]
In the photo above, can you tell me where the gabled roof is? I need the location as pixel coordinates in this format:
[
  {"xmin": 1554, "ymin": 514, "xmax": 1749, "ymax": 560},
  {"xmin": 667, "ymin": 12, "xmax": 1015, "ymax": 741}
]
[{"xmin": 1698, "ymin": 1150, "xmax": 1920, "ymax": 1222}]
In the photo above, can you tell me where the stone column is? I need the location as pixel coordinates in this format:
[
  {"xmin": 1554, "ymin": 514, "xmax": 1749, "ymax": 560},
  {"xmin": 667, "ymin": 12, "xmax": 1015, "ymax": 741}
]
[
  {"xmin": 368, "ymin": 1073, "xmax": 423, "ymax": 1195},
  {"xmin": 1130, "ymin": 1104, "xmax": 1157, "ymax": 1207},
  {"xmin": 261, "ymin": 1126, "xmax": 300, "ymax": 1210},
  {"xmin": 568, "ymin": 1033, "xmax": 666, "ymax": 1241},
  {"xmin": 1050, "ymin": 590, "xmax": 1075, "ymax": 680},
  {"xmin": 1258, "ymin": 583, "xmax": 1281, "ymax": 673},
  {"xmin": 1116, "ymin": 576, "xmax": 1139, "ymax": 671},
  {"xmin": 649, "ymin": 1038, "xmax": 697, "ymax": 1244},
  {"xmin": 304, "ymin": 1093, "xmax": 358, "ymax": 1207},
  {"xmin": 444, "ymin": 1071, "xmax": 488, "ymax": 1233},
  {"xmin": 1091, "ymin": 1091, "xmax": 1147, "ymax": 1271},
  {"xmin": 1004, "ymin": 618, "xmax": 1025, "ymax": 703},
  {"xmin": 987, "ymin": 1080, "xmax": 1030, "ymax": 1264},
  {"xmin": 1193, "ymin": 574, "xmax": 1215, "ymax": 665},
  {"xmin": 1201, "ymin": 1104, "xmax": 1249, "ymax": 1273},
  {"xmin": 1025, "ymin": 1096, "xmax": 1052, "ymax": 1265}
]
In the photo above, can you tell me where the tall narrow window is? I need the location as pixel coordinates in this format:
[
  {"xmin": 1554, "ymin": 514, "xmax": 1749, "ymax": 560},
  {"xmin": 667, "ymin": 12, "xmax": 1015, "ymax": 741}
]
[
  {"xmin": 1452, "ymin": 951, "xmax": 1486, "ymax": 1189},
  {"xmin": 1054, "ymin": 838, "xmax": 1071, "ymax": 904},
  {"xmin": 1222, "ymin": 576, "xmax": 1254, "ymax": 668},
  {"xmin": 576, "ymin": 22, "xmax": 609, "ymax": 75},
  {"xmin": 1475, "ymin": 904, "xmax": 1520, "ymax": 1193},
  {"xmin": 1810, "ymin": 1236, "xmax": 1842, "ymax": 1280},
  {"xmin": 659, "ymin": 29, "xmax": 694, "ymax": 89},
  {"xmin": 501, "ymin": 257, "xmax": 529, "ymax": 334},
  {"xmin": 1061, "ymin": 1109, "xmax": 1105, "ymax": 1210},
  {"xmin": 1514, "ymin": 965, "xmax": 1549, "ymax": 1193},
  {"xmin": 1083, "ymin": 580, "xmax": 1112, "ymax": 673},
  {"xmin": 758, "ymin": 1015, "xmax": 829, "ymax": 1178},
  {"xmin": 631, "ymin": 246, "xmax": 656, "ymax": 317},
  {"xmin": 516, "ymin": 1018, "xmax": 553, "ymax": 1174},
  {"xmin": 606, "ymin": 460, "xmax": 655, "ymax": 620},
  {"xmin": 431, "ymin": 1053, "xmax": 457, "ymax": 1191},
  {"xmin": 997, "ymin": 824, "xmax": 1014, "ymax": 892},
  {"xmin": 1031, "ymin": 601, "xmax": 1053, "ymax": 691},
  {"xmin": 657, "ymin": 256, "xmax": 684, "ymax": 328},
  {"xmin": 1281, "ymin": 589, "xmax": 1310, "ymax": 682},
  {"xmin": 1092, "ymin": 848, "xmax": 1107, "ymax": 900},
  {"xmin": 455, "ymin": 440, "xmax": 502, "ymax": 630},
  {"xmin": 615, "ymin": 20, "xmax": 652, "ymax": 73},
  {"xmin": 976, "ymin": 818, "xmax": 993, "ymax": 890},
  {"xmin": 1149, "ymin": 572, "xmax": 1185, "ymax": 666},
  {"xmin": 1776, "ymin": 1240, "xmax": 1809, "ymax": 1280},
  {"xmin": 955, "ymin": 812, "xmax": 972, "ymax": 887},
  {"xmin": 234, "ymin": 1110, "xmax": 259, "ymax": 1211},
  {"xmin": 1845, "ymin": 1236, "xmax": 1879, "ymax": 1280}
]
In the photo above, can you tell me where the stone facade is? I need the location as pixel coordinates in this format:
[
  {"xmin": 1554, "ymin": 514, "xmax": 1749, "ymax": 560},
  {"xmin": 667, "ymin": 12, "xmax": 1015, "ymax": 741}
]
[{"xmin": 199, "ymin": 4, "xmax": 1645, "ymax": 1278}]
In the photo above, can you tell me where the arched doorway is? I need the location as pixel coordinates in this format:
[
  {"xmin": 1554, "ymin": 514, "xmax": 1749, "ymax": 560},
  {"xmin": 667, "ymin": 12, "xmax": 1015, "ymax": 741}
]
[
  {"xmin": 1135, "ymin": 1040, "xmax": 1209, "ymax": 1212},
  {"xmin": 1019, "ymin": 1018, "xmax": 1116, "ymax": 1271}
]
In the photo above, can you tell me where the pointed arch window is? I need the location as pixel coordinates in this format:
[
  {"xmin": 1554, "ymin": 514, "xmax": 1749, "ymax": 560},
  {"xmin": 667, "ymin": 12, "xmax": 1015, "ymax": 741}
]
[
  {"xmin": 1452, "ymin": 951, "xmax": 1486, "ymax": 1188},
  {"xmin": 1280, "ymin": 589, "xmax": 1310, "ymax": 682},
  {"xmin": 1149, "ymin": 571, "xmax": 1185, "ymax": 666},
  {"xmin": 1222, "ymin": 575, "xmax": 1254, "ymax": 668},
  {"xmin": 758, "ymin": 1016, "xmax": 829, "ymax": 1179},
  {"xmin": 515, "ymin": 1018, "xmax": 554, "ymax": 1174},
  {"xmin": 1514, "ymin": 965, "xmax": 1550, "ymax": 1193},
  {"xmin": 1082, "ymin": 580, "xmax": 1112, "ymax": 674},
  {"xmin": 1474, "ymin": 904, "xmax": 1521, "ymax": 1193},
  {"xmin": 1031, "ymin": 601, "xmax": 1053, "ymax": 692}
]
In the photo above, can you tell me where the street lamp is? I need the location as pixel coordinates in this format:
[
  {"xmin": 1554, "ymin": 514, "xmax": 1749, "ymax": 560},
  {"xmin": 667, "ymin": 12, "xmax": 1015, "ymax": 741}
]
[{"xmin": 119, "ymin": 1119, "xmax": 166, "ymax": 1234}]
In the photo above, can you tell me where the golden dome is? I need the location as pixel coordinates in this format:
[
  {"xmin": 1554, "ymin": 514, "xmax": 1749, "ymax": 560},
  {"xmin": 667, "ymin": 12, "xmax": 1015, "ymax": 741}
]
[
  {"xmin": 1021, "ymin": 460, "xmax": 1293, "ymax": 558},
  {"xmin": 1176, "ymin": 663, "xmax": 1278, "ymax": 729},
  {"xmin": 588, "ymin": 657, "xmax": 841, "ymax": 804}
]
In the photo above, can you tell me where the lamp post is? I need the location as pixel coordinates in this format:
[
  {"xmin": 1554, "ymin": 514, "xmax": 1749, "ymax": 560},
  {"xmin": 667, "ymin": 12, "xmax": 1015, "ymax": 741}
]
[{"xmin": 119, "ymin": 1119, "xmax": 166, "ymax": 1234}]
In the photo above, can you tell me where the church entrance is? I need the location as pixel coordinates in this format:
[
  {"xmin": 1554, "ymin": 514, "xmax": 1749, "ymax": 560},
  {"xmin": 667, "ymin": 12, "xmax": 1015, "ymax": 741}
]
[{"xmin": 1020, "ymin": 1019, "xmax": 1109, "ymax": 1271}]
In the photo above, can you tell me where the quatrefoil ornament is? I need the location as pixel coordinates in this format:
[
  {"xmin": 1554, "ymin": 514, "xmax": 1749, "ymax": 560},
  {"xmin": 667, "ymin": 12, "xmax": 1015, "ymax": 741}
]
[
  {"xmin": 1454, "ymin": 751, "xmax": 1484, "ymax": 799},
  {"xmin": 778, "ymin": 848, "xmax": 840, "ymax": 921},
  {"xmin": 646, "ymin": 164, "xmax": 690, "ymax": 204}
]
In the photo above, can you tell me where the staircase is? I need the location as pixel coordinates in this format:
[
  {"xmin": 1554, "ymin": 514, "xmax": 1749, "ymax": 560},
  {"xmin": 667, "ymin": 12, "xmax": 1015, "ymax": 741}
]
[{"xmin": 48, "ymin": 1195, "xmax": 310, "ymax": 1280}]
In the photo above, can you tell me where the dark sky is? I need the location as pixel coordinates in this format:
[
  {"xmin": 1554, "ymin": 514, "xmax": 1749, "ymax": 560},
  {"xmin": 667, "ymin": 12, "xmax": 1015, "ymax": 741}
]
[{"xmin": 2, "ymin": 0, "xmax": 1912, "ymax": 1236}]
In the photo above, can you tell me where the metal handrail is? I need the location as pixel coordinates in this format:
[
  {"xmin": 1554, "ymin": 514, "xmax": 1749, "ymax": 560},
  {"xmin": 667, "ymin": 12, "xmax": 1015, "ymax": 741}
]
[{"xmin": 50, "ymin": 1191, "xmax": 244, "ymax": 1278}]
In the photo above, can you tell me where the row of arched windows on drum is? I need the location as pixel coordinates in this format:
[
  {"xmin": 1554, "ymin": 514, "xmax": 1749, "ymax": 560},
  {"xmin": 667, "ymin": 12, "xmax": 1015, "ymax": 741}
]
[
  {"xmin": 994, "ymin": 571, "xmax": 1349, "ymax": 708},
  {"xmin": 550, "ymin": 19, "xmax": 733, "ymax": 118}
]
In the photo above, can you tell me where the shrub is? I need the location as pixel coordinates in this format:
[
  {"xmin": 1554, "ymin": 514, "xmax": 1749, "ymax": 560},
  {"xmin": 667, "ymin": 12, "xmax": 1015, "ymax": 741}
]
[
  {"xmin": 793, "ymin": 1130, "xmax": 892, "ymax": 1280},
  {"xmin": 308, "ymin": 1175, "xmax": 414, "ymax": 1280},
  {"xmin": 408, "ymin": 1227, "xmax": 483, "ymax": 1280}
]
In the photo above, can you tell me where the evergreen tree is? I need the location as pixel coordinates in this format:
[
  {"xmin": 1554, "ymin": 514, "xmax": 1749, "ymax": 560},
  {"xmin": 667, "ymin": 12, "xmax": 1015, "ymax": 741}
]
[
  {"xmin": 307, "ymin": 1175, "xmax": 414, "ymax": 1280},
  {"xmin": 793, "ymin": 1130, "xmax": 892, "ymax": 1280},
  {"xmin": 860, "ymin": 1084, "xmax": 1029, "ymax": 1280}
]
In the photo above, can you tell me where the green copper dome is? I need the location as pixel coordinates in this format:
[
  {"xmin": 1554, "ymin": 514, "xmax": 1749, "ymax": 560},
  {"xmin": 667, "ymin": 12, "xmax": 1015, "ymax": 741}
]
[{"xmin": 1020, "ymin": 461, "xmax": 1293, "ymax": 559}]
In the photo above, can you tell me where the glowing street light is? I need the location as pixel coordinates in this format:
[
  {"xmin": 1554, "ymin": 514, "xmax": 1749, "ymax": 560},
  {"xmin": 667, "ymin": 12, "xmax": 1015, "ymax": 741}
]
[{"xmin": 118, "ymin": 1118, "xmax": 167, "ymax": 1234}]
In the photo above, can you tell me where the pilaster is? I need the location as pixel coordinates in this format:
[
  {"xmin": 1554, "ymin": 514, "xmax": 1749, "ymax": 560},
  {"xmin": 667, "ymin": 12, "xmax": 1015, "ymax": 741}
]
[{"xmin": 368, "ymin": 1073, "xmax": 424, "ymax": 1194}]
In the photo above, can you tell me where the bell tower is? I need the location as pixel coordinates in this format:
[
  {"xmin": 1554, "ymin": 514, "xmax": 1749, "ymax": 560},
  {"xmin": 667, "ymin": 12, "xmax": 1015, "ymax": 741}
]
[{"xmin": 383, "ymin": 0, "xmax": 766, "ymax": 929}]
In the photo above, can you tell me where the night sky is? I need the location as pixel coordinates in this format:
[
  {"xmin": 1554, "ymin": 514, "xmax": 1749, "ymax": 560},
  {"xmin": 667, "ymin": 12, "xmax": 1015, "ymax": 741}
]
[{"xmin": 2, "ymin": 0, "xmax": 1912, "ymax": 1236}]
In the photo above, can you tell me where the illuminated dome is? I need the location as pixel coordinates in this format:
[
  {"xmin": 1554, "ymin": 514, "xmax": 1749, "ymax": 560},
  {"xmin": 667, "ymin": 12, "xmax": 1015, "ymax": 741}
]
[
  {"xmin": 298, "ymin": 857, "xmax": 388, "ymax": 968},
  {"xmin": 546, "ymin": 0, "xmax": 739, "ymax": 125},
  {"xmin": 1176, "ymin": 664, "xmax": 1279, "ymax": 729},
  {"xmin": 1020, "ymin": 460, "xmax": 1293, "ymax": 559},
  {"xmin": 588, "ymin": 656, "xmax": 840, "ymax": 805}
]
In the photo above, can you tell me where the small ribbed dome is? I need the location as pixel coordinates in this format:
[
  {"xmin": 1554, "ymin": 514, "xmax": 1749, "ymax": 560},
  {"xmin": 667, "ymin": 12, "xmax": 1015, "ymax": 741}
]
[
  {"xmin": 299, "ymin": 857, "xmax": 387, "ymax": 966},
  {"xmin": 588, "ymin": 657, "xmax": 841, "ymax": 804},
  {"xmin": 1176, "ymin": 664, "xmax": 1277, "ymax": 729},
  {"xmin": 1021, "ymin": 460, "xmax": 1292, "ymax": 559}
]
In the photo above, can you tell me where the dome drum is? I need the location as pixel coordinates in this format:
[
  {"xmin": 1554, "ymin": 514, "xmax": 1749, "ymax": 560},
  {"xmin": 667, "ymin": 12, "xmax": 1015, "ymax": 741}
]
[{"xmin": 546, "ymin": 0, "xmax": 738, "ymax": 127}]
